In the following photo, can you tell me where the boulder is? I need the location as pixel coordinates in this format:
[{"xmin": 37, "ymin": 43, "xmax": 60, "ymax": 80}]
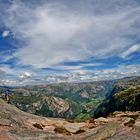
[
  {"xmin": 63, "ymin": 123, "xmax": 86, "ymax": 134},
  {"xmin": 94, "ymin": 117, "xmax": 109, "ymax": 123},
  {"xmin": 123, "ymin": 117, "xmax": 135, "ymax": 127}
]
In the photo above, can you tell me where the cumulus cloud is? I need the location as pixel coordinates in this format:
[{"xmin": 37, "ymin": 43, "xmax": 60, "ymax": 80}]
[
  {"xmin": 0, "ymin": 64, "xmax": 33, "ymax": 80},
  {"xmin": 1, "ymin": 30, "xmax": 10, "ymax": 38},
  {"xmin": 1, "ymin": 63, "xmax": 140, "ymax": 86},
  {"xmin": 100, "ymin": 65, "xmax": 140, "ymax": 79},
  {"xmin": 0, "ymin": 65, "xmax": 34, "ymax": 86},
  {"xmin": 41, "ymin": 64, "xmax": 140, "ymax": 83},
  {"xmin": 19, "ymin": 72, "xmax": 31, "ymax": 79},
  {"xmin": 2, "ymin": 0, "xmax": 140, "ymax": 69}
]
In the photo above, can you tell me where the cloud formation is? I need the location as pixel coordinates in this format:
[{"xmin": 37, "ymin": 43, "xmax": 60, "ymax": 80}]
[
  {"xmin": 1, "ymin": 63, "xmax": 140, "ymax": 86},
  {"xmin": 19, "ymin": 72, "xmax": 31, "ymax": 79},
  {"xmin": 2, "ymin": 0, "xmax": 140, "ymax": 68},
  {"xmin": 0, "ymin": 0, "xmax": 140, "ymax": 85},
  {"xmin": 1, "ymin": 30, "xmax": 10, "ymax": 38},
  {"xmin": 120, "ymin": 44, "xmax": 140, "ymax": 58}
]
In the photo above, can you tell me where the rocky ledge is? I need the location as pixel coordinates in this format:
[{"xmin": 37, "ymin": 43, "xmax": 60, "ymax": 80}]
[{"xmin": 0, "ymin": 99, "xmax": 140, "ymax": 140}]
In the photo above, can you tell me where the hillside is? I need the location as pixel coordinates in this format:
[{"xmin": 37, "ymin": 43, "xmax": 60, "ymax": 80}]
[
  {"xmin": 92, "ymin": 76, "xmax": 140, "ymax": 118},
  {"xmin": 0, "ymin": 76, "xmax": 140, "ymax": 139},
  {"xmin": 0, "ymin": 80, "xmax": 113, "ymax": 120},
  {"xmin": 1, "ymin": 76, "xmax": 140, "ymax": 120}
]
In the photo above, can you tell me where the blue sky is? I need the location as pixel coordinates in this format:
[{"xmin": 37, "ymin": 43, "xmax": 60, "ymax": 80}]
[{"xmin": 0, "ymin": 0, "xmax": 140, "ymax": 85}]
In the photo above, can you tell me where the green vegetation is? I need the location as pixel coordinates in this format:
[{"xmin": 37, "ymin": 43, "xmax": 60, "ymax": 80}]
[
  {"xmin": 84, "ymin": 97, "xmax": 104, "ymax": 112},
  {"xmin": 75, "ymin": 113, "xmax": 90, "ymax": 122},
  {"xmin": 2, "ymin": 76, "xmax": 140, "ymax": 119},
  {"xmin": 36, "ymin": 103, "xmax": 53, "ymax": 117},
  {"xmin": 115, "ymin": 86, "xmax": 140, "ymax": 100},
  {"xmin": 11, "ymin": 94, "xmax": 41, "ymax": 105},
  {"xmin": 92, "ymin": 77, "xmax": 140, "ymax": 118},
  {"xmin": 2, "ymin": 81, "xmax": 112, "ymax": 119}
]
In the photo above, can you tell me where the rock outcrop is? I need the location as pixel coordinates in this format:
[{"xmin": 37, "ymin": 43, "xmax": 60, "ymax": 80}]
[{"xmin": 0, "ymin": 98, "xmax": 140, "ymax": 140}]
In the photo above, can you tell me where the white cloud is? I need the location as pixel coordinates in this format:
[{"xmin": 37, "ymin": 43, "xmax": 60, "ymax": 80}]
[
  {"xmin": 81, "ymin": 63, "xmax": 103, "ymax": 67},
  {"xmin": 2, "ymin": 0, "xmax": 140, "ymax": 69},
  {"xmin": 19, "ymin": 72, "xmax": 31, "ymax": 79},
  {"xmin": 1, "ymin": 63, "xmax": 140, "ymax": 86},
  {"xmin": 44, "ymin": 62, "xmax": 103, "ymax": 72},
  {"xmin": 42, "ymin": 64, "xmax": 140, "ymax": 83},
  {"xmin": 0, "ymin": 0, "xmax": 140, "ymax": 85},
  {"xmin": 2, "ymin": 30, "xmax": 10, "ymax": 38},
  {"xmin": 120, "ymin": 44, "xmax": 140, "ymax": 58},
  {"xmin": 0, "ymin": 64, "xmax": 33, "ymax": 80},
  {"xmin": 0, "ymin": 79, "xmax": 17, "ymax": 86},
  {"xmin": 99, "ymin": 64, "xmax": 140, "ymax": 79}
]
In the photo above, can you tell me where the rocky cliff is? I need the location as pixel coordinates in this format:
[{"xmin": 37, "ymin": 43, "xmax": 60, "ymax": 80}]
[{"xmin": 92, "ymin": 76, "xmax": 140, "ymax": 117}]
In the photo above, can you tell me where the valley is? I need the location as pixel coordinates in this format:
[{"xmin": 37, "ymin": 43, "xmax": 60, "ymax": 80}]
[
  {"xmin": 0, "ymin": 76, "xmax": 140, "ymax": 139},
  {"xmin": 1, "ymin": 76, "xmax": 140, "ymax": 121},
  {"xmin": 0, "ymin": 80, "xmax": 113, "ymax": 120}
]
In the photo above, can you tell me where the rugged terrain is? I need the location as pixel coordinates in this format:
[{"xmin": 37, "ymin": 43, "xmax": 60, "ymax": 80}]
[
  {"xmin": 0, "ymin": 80, "xmax": 113, "ymax": 120},
  {"xmin": 1, "ymin": 76, "xmax": 140, "ymax": 121},
  {"xmin": 0, "ymin": 98, "xmax": 140, "ymax": 140},
  {"xmin": 92, "ymin": 76, "xmax": 140, "ymax": 117},
  {"xmin": 0, "ymin": 76, "xmax": 140, "ymax": 139}
]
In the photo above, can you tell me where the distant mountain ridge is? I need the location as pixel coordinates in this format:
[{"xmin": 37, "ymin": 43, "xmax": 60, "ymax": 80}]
[
  {"xmin": 0, "ymin": 80, "xmax": 114, "ymax": 119},
  {"xmin": 0, "ymin": 76, "xmax": 140, "ymax": 120}
]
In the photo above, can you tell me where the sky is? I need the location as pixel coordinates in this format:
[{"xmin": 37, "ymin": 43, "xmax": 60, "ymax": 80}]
[{"xmin": 0, "ymin": 0, "xmax": 140, "ymax": 85}]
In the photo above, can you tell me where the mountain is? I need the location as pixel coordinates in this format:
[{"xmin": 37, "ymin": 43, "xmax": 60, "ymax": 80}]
[
  {"xmin": 0, "ymin": 76, "xmax": 140, "ymax": 139},
  {"xmin": 92, "ymin": 76, "xmax": 140, "ymax": 118},
  {"xmin": 0, "ymin": 80, "xmax": 113, "ymax": 120},
  {"xmin": 1, "ymin": 76, "xmax": 140, "ymax": 120}
]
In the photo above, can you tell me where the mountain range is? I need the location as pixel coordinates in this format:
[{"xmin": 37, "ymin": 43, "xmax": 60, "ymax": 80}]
[
  {"xmin": 0, "ymin": 76, "xmax": 140, "ymax": 121},
  {"xmin": 0, "ymin": 76, "xmax": 140, "ymax": 139}
]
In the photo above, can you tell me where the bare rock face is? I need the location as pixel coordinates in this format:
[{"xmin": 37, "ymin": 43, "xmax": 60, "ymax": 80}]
[
  {"xmin": 123, "ymin": 117, "xmax": 135, "ymax": 127},
  {"xmin": 94, "ymin": 117, "xmax": 109, "ymax": 123},
  {"xmin": 87, "ymin": 122, "xmax": 120, "ymax": 140},
  {"xmin": 46, "ymin": 96, "xmax": 70, "ymax": 114},
  {"xmin": 63, "ymin": 123, "xmax": 86, "ymax": 134},
  {"xmin": 134, "ymin": 120, "xmax": 140, "ymax": 128},
  {"xmin": 9, "ymin": 93, "xmax": 82, "ymax": 119},
  {"xmin": 0, "ymin": 99, "xmax": 140, "ymax": 140}
]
